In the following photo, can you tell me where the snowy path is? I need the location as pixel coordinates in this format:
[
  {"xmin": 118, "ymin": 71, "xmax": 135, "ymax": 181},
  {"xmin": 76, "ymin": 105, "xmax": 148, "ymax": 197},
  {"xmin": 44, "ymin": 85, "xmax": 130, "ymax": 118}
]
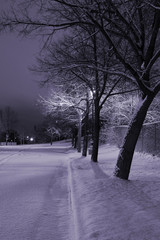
[
  {"xmin": 1, "ymin": 142, "xmax": 160, "ymax": 240},
  {"xmin": 0, "ymin": 142, "xmax": 73, "ymax": 240}
]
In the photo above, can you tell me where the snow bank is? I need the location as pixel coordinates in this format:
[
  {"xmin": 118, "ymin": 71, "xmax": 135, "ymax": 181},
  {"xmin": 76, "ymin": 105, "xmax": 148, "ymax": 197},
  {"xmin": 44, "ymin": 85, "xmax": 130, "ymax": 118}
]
[{"xmin": 69, "ymin": 144, "xmax": 160, "ymax": 240}]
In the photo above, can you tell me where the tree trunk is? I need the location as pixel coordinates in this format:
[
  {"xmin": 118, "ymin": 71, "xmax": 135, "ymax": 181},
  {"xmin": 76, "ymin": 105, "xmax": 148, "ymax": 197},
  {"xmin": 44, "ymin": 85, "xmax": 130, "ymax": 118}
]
[
  {"xmin": 82, "ymin": 94, "xmax": 89, "ymax": 157},
  {"xmin": 77, "ymin": 114, "xmax": 82, "ymax": 153},
  {"xmin": 50, "ymin": 134, "xmax": 53, "ymax": 145},
  {"xmin": 72, "ymin": 134, "xmax": 74, "ymax": 147},
  {"xmin": 115, "ymin": 94, "xmax": 154, "ymax": 180},
  {"xmin": 82, "ymin": 130, "xmax": 88, "ymax": 156},
  {"xmin": 74, "ymin": 135, "xmax": 77, "ymax": 149},
  {"xmin": 72, "ymin": 127, "xmax": 78, "ymax": 148},
  {"xmin": 82, "ymin": 114, "xmax": 89, "ymax": 157},
  {"xmin": 91, "ymin": 99, "xmax": 100, "ymax": 162}
]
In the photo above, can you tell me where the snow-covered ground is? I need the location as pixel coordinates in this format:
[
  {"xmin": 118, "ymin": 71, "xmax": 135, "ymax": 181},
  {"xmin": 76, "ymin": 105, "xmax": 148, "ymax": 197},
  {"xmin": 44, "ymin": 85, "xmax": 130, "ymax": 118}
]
[
  {"xmin": 0, "ymin": 141, "xmax": 160, "ymax": 240},
  {"xmin": 69, "ymin": 144, "xmax": 160, "ymax": 240},
  {"xmin": 0, "ymin": 141, "xmax": 72, "ymax": 240}
]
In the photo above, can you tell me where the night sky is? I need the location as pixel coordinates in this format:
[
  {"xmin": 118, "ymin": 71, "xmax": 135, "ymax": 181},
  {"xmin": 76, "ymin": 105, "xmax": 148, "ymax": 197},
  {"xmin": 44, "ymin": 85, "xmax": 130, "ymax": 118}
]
[
  {"xmin": 0, "ymin": 1, "xmax": 48, "ymax": 134},
  {"xmin": 0, "ymin": 33, "xmax": 46, "ymax": 106}
]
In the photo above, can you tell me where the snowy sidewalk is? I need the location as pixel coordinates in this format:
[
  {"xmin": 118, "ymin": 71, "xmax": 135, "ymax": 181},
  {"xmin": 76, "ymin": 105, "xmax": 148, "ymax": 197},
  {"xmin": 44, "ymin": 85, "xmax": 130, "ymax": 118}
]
[{"xmin": 69, "ymin": 144, "xmax": 160, "ymax": 240}]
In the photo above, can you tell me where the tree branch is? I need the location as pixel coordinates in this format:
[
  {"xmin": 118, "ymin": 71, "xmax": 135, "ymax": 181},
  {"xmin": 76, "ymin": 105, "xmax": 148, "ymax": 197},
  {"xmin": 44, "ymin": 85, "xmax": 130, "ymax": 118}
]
[
  {"xmin": 144, "ymin": 48, "xmax": 160, "ymax": 75},
  {"xmin": 109, "ymin": 88, "xmax": 139, "ymax": 97},
  {"xmin": 144, "ymin": 1, "xmax": 160, "ymax": 10},
  {"xmin": 100, "ymin": 76, "xmax": 122, "ymax": 109},
  {"xmin": 144, "ymin": 10, "xmax": 160, "ymax": 67}
]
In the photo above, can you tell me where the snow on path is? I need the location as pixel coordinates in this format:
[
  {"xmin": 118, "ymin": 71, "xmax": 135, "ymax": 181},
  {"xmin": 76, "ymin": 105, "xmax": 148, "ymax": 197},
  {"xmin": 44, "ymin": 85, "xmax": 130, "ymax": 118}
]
[
  {"xmin": 1, "ymin": 142, "xmax": 160, "ymax": 240},
  {"xmin": 69, "ymin": 144, "xmax": 160, "ymax": 240},
  {"xmin": 0, "ymin": 142, "xmax": 73, "ymax": 240}
]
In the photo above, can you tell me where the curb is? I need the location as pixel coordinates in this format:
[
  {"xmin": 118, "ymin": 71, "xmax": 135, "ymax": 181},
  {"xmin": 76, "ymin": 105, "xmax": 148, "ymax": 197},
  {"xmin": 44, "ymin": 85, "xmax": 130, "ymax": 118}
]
[{"xmin": 68, "ymin": 159, "xmax": 80, "ymax": 240}]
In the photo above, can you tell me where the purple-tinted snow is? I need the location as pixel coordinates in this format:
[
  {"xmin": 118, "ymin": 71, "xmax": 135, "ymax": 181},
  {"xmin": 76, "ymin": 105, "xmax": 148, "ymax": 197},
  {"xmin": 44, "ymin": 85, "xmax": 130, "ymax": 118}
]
[{"xmin": 0, "ymin": 142, "xmax": 160, "ymax": 240}]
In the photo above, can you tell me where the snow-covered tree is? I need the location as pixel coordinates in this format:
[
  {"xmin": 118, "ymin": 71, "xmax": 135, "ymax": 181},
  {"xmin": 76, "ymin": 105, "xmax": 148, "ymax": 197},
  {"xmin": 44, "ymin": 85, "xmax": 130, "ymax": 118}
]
[
  {"xmin": 1, "ymin": 0, "xmax": 160, "ymax": 178},
  {"xmin": 35, "ymin": 28, "xmax": 124, "ymax": 162},
  {"xmin": 39, "ymin": 83, "xmax": 88, "ymax": 153}
]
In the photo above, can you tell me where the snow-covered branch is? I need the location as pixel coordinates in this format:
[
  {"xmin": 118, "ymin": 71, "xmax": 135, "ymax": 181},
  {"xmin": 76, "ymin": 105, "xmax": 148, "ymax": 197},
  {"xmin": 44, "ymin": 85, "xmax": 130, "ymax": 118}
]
[
  {"xmin": 145, "ymin": 48, "xmax": 160, "ymax": 74},
  {"xmin": 154, "ymin": 81, "xmax": 160, "ymax": 95},
  {"xmin": 144, "ymin": 1, "xmax": 160, "ymax": 10}
]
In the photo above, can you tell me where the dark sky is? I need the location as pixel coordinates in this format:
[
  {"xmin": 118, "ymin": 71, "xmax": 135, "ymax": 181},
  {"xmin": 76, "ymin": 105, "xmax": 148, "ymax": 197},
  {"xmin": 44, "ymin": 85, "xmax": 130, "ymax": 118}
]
[
  {"xmin": 0, "ymin": 1, "xmax": 49, "ymax": 134},
  {"xmin": 0, "ymin": 33, "xmax": 47, "ymax": 107}
]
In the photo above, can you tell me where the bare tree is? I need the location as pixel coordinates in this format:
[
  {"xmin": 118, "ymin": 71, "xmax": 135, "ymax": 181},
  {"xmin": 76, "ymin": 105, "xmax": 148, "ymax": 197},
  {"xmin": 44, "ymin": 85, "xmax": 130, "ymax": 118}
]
[
  {"xmin": 46, "ymin": 0, "xmax": 160, "ymax": 178},
  {"xmin": 1, "ymin": 0, "xmax": 160, "ymax": 178},
  {"xmin": 39, "ymin": 83, "xmax": 88, "ymax": 153},
  {"xmin": 35, "ymin": 28, "xmax": 124, "ymax": 162}
]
